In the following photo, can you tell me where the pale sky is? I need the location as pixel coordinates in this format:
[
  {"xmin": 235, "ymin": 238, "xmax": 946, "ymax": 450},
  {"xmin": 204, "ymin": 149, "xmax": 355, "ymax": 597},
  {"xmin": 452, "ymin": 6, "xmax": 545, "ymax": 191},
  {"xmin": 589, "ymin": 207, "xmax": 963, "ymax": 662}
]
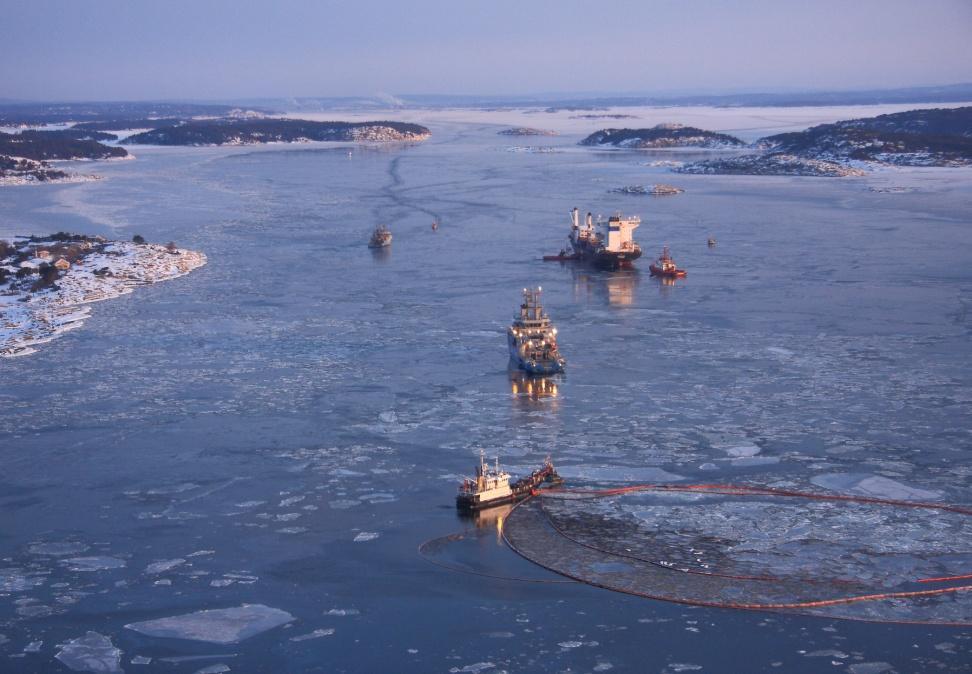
[{"xmin": 2, "ymin": 0, "xmax": 971, "ymax": 101}]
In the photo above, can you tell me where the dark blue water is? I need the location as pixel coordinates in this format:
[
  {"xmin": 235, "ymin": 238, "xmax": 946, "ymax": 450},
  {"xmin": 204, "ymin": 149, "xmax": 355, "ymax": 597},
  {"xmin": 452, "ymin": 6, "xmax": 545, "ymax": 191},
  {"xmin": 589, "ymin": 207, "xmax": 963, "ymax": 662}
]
[{"xmin": 1, "ymin": 117, "xmax": 971, "ymax": 672}]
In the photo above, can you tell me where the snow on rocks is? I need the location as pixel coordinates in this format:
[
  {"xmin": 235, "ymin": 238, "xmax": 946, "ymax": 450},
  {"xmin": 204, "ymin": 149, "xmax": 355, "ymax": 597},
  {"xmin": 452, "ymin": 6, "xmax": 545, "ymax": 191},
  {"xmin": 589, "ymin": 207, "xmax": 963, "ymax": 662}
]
[
  {"xmin": 1, "ymin": 239, "xmax": 206, "ymax": 357},
  {"xmin": 125, "ymin": 604, "xmax": 294, "ymax": 644},
  {"xmin": 610, "ymin": 184, "xmax": 684, "ymax": 196}
]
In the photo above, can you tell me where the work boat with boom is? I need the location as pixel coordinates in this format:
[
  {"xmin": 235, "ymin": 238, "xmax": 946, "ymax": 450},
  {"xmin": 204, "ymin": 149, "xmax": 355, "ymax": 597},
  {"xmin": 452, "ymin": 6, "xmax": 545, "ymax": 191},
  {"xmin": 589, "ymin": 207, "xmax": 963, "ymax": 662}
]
[
  {"xmin": 508, "ymin": 287, "xmax": 566, "ymax": 375},
  {"xmin": 568, "ymin": 207, "xmax": 642, "ymax": 269},
  {"xmin": 456, "ymin": 451, "xmax": 561, "ymax": 510}
]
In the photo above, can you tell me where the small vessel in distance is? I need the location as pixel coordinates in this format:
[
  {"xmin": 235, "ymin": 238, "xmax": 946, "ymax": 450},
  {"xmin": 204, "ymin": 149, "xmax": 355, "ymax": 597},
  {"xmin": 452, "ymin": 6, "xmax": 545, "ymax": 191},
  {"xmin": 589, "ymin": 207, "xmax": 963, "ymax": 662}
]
[
  {"xmin": 368, "ymin": 225, "xmax": 392, "ymax": 248},
  {"xmin": 568, "ymin": 207, "xmax": 642, "ymax": 269},
  {"xmin": 649, "ymin": 246, "xmax": 687, "ymax": 278},
  {"xmin": 456, "ymin": 451, "xmax": 561, "ymax": 510},
  {"xmin": 431, "ymin": 219, "xmax": 439, "ymax": 232},
  {"xmin": 508, "ymin": 287, "xmax": 566, "ymax": 375}
]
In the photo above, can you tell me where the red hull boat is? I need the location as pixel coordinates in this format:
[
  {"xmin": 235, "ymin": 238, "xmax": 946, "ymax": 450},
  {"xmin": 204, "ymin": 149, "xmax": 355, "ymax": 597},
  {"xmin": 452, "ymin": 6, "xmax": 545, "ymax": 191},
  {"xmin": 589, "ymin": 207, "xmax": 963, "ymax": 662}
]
[{"xmin": 649, "ymin": 246, "xmax": 686, "ymax": 277}]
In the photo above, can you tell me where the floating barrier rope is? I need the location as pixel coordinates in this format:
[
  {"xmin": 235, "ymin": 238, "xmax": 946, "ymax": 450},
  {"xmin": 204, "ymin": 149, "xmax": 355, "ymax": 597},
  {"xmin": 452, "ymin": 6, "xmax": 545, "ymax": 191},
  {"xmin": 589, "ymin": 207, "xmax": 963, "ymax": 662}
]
[{"xmin": 498, "ymin": 483, "xmax": 972, "ymax": 626}]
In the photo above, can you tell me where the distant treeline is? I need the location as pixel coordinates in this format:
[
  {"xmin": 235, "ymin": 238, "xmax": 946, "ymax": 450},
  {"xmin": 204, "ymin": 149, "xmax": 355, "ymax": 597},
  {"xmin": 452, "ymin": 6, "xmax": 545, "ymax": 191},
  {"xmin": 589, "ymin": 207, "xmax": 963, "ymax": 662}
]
[
  {"xmin": 0, "ymin": 130, "xmax": 128, "ymax": 161},
  {"xmin": 124, "ymin": 119, "xmax": 431, "ymax": 145},
  {"xmin": 760, "ymin": 106, "xmax": 972, "ymax": 162},
  {"xmin": 0, "ymin": 101, "xmax": 264, "ymax": 126}
]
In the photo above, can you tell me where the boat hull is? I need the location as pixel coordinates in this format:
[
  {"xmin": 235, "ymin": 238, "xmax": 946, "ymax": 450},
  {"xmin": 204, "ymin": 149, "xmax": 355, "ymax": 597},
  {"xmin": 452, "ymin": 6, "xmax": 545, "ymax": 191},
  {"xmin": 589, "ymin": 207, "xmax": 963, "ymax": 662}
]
[
  {"xmin": 508, "ymin": 338, "xmax": 565, "ymax": 374},
  {"xmin": 649, "ymin": 264, "xmax": 686, "ymax": 277},
  {"xmin": 572, "ymin": 240, "xmax": 642, "ymax": 270},
  {"xmin": 456, "ymin": 491, "xmax": 523, "ymax": 511}
]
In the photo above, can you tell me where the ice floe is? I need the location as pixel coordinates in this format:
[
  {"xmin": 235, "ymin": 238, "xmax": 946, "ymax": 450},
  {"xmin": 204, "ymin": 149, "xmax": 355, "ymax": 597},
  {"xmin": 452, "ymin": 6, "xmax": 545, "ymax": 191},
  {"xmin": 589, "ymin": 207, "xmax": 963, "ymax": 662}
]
[
  {"xmin": 61, "ymin": 556, "xmax": 126, "ymax": 572},
  {"xmin": 555, "ymin": 465, "xmax": 684, "ymax": 483},
  {"xmin": 28, "ymin": 541, "xmax": 90, "ymax": 556},
  {"xmin": 125, "ymin": 604, "xmax": 294, "ymax": 644},
  {"xmin": 449, "ymin": 663, "xmax": 495, "ymax": 673},
  {"xmin": 144, "ymin": 558, "xmax": 186, "ymax": 574},
  {"xmin": 324, "ymin": 608, "xmax": 359, "ymax": 616},
  {"xmin": 810, "ymin": 473, "xmax": 941, "ymax": 500},
  {"xmin": 723, "ymin": 444, "xmax": 760, "ymax": 458},
  {"xmin": 353, "ymin": 532, "xmax": 379, "ymax": 542},
  {"xmin": 193, "ymin": 666, "xmax": 231, "ymax": 674},
  {"xmin": 0, "ymin": 568, "xmax": 44, "ymax": 591},
  {"xmin": 55, "ymin": 632, "xmax": 122, "ymax": 673},
  {"xmin": 289, "ymin": 628, "xmax": 335, "ymax": 641}
]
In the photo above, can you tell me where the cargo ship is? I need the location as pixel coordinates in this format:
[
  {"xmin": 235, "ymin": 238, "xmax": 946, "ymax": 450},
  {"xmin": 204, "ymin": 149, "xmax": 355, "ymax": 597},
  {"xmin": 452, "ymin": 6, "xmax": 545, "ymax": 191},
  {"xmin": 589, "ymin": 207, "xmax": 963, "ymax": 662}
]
[
  {"xmin": 456, "ymin": 452, "xmax": 561, "ymax": 510},
  {"xmin": 508, "ymin": 287, "xmax": 566, "ymax": 375},
  {"xmin": 567, "ymin": 207, "xmax": 642, "ymax": 269},
  {"xmin": 368, "ymin": 225, "xmax": 392, "ymax": 248},
  {"xmin": 648, "ymin": 246, "xmax": 687, "ymax": 278}
]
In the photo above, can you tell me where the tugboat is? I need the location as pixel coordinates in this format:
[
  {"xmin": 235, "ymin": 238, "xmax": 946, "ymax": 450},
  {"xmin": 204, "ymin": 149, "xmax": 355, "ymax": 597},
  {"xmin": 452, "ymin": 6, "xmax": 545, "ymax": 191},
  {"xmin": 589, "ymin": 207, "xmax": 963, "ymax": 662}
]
[
  {"xmin": 508, "ymin": 287, "xmax": 566, "ymax": 375},
  {"xmin": 456, "ymin": 451, "xmax": 561, "ymax": 511},
  {"xmin": 649, "ymin": 246, "xmax": 687, "ymax": 278},
  {"xmin": 368, "ymin": 225, "xmax": 393, "ymax": 248},
  {"xmin": 566, "ymin": 207, "xmax": 642, "ymax": 269}
]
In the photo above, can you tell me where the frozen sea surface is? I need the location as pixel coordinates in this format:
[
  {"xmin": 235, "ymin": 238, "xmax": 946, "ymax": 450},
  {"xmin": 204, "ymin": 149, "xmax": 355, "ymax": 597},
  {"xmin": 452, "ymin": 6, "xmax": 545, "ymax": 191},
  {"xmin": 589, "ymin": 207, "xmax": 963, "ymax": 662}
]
[{"xmin": 1, "ymin": 105, "xmax": 971, "ymax": 672}]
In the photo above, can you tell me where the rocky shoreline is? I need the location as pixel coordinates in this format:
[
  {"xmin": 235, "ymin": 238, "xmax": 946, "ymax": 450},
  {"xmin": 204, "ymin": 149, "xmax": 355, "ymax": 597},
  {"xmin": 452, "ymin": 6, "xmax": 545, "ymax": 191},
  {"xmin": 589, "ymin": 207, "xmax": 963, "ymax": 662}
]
[
  {"xmin": 498, "ymin": 127, "xmax": 557, "ymax": 136},
  {"xmin": 0, "ymin": 156, "xmax": 101, "ymax": 186},
  {"xmin": 611, "ymin": 184, "xmax": 685, "ymax": 195},
  {"xmin": 676, "ymin": 154, "xmax": 866, "ymax": 177},
  {"xmin": 1, "ymin": 234, "xmax": 207, "ymax": 357},
  {"xmin": 125, "ymin": 119, "xmax": 431, "ymax": 146}
]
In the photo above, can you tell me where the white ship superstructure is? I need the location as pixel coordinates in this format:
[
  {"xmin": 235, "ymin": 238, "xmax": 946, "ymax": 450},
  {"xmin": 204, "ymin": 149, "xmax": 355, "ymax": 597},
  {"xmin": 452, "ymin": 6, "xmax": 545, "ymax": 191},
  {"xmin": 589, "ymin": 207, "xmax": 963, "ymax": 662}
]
[{"xmin": 568, "ymin": 207, "xmax": 642, "ymax": 269}]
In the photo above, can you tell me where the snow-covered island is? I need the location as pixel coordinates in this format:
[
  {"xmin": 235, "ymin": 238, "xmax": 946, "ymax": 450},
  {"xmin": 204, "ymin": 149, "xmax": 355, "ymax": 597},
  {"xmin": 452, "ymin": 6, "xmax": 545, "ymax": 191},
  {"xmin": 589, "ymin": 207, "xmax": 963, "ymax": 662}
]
[
  {"xmin": 497, "ymin": 127, "xmax": 558, "ymax": 136},
  {"xmin": 124, "ymin": 119, "xmax": 431, "ymax": 146},
  {"xmin": 581, "ymin": 123, "xmax": 745, "ymax": 149},
  {"xmin": 678, "ymin": 106, "xmax": 972, "ymax": 176},
  {"xmin": 676, "ymin": 153, "xmax": 866, "ymax": 177},
  {"xmin": 1, "ymin": 233, "xmax": 206, "ymax": 357},
  {"xmin": 0, "ymin": 128, "xmax": 128, "ymax": 186},
  {"xmin": 610, "ymin": 184, "xmax": 685, "ymax": 195}
]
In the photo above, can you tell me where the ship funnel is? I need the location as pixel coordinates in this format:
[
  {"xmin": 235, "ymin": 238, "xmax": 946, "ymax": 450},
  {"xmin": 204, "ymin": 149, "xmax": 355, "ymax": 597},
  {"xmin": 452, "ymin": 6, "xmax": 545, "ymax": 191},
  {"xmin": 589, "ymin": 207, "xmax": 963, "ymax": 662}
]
[
  {"xmin": 586, "ymin": 212, "xmax": 593, "ymax": 228},
  {"xmin": 571, "ymin": 207, "xmax": 579, "ymax": 229}
]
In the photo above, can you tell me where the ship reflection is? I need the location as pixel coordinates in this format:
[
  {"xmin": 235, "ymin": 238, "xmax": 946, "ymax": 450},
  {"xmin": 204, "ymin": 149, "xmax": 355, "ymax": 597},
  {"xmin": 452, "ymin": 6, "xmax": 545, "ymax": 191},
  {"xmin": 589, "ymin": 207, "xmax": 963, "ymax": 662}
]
[
  {"xmin": 509, "ymin": 369, "xmax": 561, "ymax": 402},
  {"xmin": 370, "ymin": 246, "xmax": 391, "ymax": 263},
  {"xmin": 458, "ymin": 502, "xmax": 513, "ymax": 544},
  {"xmin": 571, "ymin": 268, "xmax": 639, "ymax": 306},
  {"xmin": 654, "ymin": 274, "xmax": 683, "ymax": 295}
]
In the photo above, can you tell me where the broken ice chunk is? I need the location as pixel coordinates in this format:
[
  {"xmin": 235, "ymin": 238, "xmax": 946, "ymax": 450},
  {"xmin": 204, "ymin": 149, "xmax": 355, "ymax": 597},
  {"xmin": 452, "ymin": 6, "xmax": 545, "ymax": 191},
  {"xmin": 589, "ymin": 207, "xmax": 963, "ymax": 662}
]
[
  {"xmin": 62, "ymin": 557, "xmax": 126, "ymax": 572},
  {"xmin": 353, "ymin": 532, "xmax": 379, "ymax": 542},
  {"xmin": 28, "ymin": 542, "xmax": 90, "ymax": 556},
  {"xmin": 289, "ymin": 628, "xmax": 335, "ymax": 641},
  {"xmin": 193, "ymin": 665, "xmax": 231, "ymax": 674},
  {"xmin": 125, "ymin": 604, "xmax": 294, "ymax": 644},
  {"xmin": 55, "ymin": 632, "xmax": 122, "ymax": 673},
  {"xmin": 810, "ymin": 473, "xmax": 941, "ymax": 500},
  {"xmin": 144, "ymin": 558, "xmax": 186, "ymax": 574}
]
